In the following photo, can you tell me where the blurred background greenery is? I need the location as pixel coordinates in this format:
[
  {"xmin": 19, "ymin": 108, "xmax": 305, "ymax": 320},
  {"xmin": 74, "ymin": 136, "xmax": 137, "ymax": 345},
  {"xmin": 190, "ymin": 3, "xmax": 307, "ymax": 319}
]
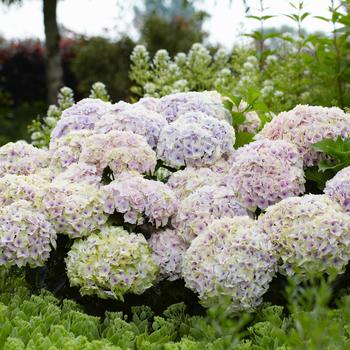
[{"xmin": 1, "ymin": 0, "xmax": 350, "ymax": 145}]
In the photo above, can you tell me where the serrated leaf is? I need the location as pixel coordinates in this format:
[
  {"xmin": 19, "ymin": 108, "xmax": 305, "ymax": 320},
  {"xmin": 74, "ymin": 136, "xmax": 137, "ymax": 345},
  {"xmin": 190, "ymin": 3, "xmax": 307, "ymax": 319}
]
[
  {"xmin": 231, "ymin": 112, "xmax": 246, "ymax": 127},
  {"xmin": 234, "ymin": 132, "xmax": 255, "ymax": 149}
]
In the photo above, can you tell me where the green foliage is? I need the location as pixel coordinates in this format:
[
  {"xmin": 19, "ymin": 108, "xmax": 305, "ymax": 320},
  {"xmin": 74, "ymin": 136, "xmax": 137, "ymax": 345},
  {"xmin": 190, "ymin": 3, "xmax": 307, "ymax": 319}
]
[
  {"xmin": 4, "ymin": 270, "xmax": 350, "ymax": 349},
  {"xmin": 135, "ymin": 0, "xmax": 208, "ymax": 56},
  {"xmin": 28, "ymin": 87, "xmax": 74, "ymax": 148},
  {"xmin": 129, "ymin": 0, "xmax": 350, "ymax": 112},
  {"xmin": 71, "ymin": 37, "xmax": 135, "ymax": 101},
  {"xmin": 130, "ymin": 43, "xmax": 230, "ymax": 98},
  {"xmin": 305, "ymin": 137, "xmax": 350, "ymax": 189},
  {"xmin": 89, "ymin": 82, "xmax": 110, "ymax": 102},
  {"xmin": 223, "ymin": 90, "xmax": 271, "ymax": 148}
]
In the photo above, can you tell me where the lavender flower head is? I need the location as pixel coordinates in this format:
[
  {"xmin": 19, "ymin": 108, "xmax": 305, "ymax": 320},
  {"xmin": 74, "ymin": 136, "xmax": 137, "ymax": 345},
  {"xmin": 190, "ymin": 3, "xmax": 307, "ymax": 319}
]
[
  {"xmin": 148, "ymin": 229, "xmax": 188, "ymax": 281},
  {"xmin": 167, "ymin": 167, "xmax": 223, "ymax": 200},
  {"xmin": 42, "ymin": 180, "xmax": 108, "ymax": 238},
  {"xmin": 324, "ymin": 166, "xmax": 350, "ymax": 213},
  {"xmin": 159, "ymin": 91, "xmax": 231, "ymax": 123},
  {"xmin": 256, "ymin": 105, "xmax": 350, "ymax": 166},
  {"xmin": 135, "ymin": 96, "xmax": 160, "ymax": 112},
  {"xmin": 53, "ymin": 163, "xmax": 102, "ymax": 186},
  {"xmin": 226, "ymin": 139, "xmax": 305, "ymax": 210},
  {"xmin": 258, "ymin": 194, "xmax": 350, "ymax": 276},
  {"xmin": 157, "ymin": 111, "xmax": 235, "ymax": 168},
  {"xmin": 0, "ymin": 173, "xmax": 48, "ymax": 207},
  {"xmin": 103, "ymin": 172, "xmax": 177, "ymax": 227},
  {"xmin": 173, "ymin": 185, "xmax": 249, "ymax": 243},
  {"xmin": 182, "ymin": 216, "xmax": 277, "ymax": 312},
  {"xmin": 0, "ymin": 200, "xmax": 57, "ymax": 268},
  {"xmin": 79, "ymin": 130, "xmax": 157, "ymax": 175},
  {"xmin": 49, "ymin": 130, "xmax": 92, "ymax": 171},
  {"xmin": 94, "ymin": 106, "xmax": 167, "ymax": 148},
  {"xmin": 0, "ymin": 141, "xmax": 49, "ymax": 177},
  {"xmin": 65, "ymin": 226, "xmax": 159, "ymax": 299},
  {"xmin": 50, "ymin": 98, "xmax": 112, "ymax": 140}
]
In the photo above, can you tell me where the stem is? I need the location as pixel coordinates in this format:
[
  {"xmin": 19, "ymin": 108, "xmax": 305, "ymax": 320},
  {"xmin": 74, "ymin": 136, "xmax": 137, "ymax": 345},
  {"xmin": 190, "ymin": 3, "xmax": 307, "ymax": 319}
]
[
  {"xmin": 259, "ymin": 0, "xmax": 265, "ymax": 70},
  {"xmin": 331, "ymin": 0, "xmax": 345, "ymax": 107}
]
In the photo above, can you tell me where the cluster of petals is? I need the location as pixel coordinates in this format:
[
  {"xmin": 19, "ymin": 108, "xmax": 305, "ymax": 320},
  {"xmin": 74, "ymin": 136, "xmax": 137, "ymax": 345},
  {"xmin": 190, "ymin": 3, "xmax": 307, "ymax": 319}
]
[
  {"xmin": 135, "ymin": 97, "xmax": 160, "ymax": 112},
  {"xmin": 182, "ymin": 216, "xmax": 277, "ymax": 312},
  {"xmin": 0, "ymin": 200, "xmax": 56, "ymax": 268},
  {"xmin": 79, "ymin": 130, "xmax": 157, "ymax": 175},
  {"xmin": 65, "ymin": 226, "xmax": 158, "ymax": 300},
  {"xmin": 226, "ymin": 139, "xmax": 305, "ymax": 210},
  {"xmin": 0, "ymin": 141, "xmax": 49, "ymax": 177},
  {"xmin": 53, "ymin": 163, "xmax": 102, "ymax": 186},
  {"xmin": 157, "ymin": 111, "xmax": 235, "ymax": 168},
  {"xmin": 167, "ymin": 167, "xmax": 223, "ymax": 200},
  {"xmin": 0, "ymin": 173, "xmax": 47, "ymax": 207},
  {"xmin": 202, "ymin": 152, "xmax": 235, "ymax": 175},
  {"xmin": 50, "ymin": 130, "xmax": 156, "ymax": 176},
  {"xmin": 103, "ymin": 172, "xmax": 177, "ymax": 227},
  {"xmin": 258, "ymin": 194, "xmax": 350, "ymax": 276},
  {"xmin": 42, "ymin": 180, "xmax": 108, "ymax": 238},
  {"xmin": 94, "ymin": 105, "xmax": 167, "ymax": 148},
  {"xmin": 256, "ymin": 105, "xmax": 350, "ymax": 166},
  {"xmin": 50, "ymin": 98, "xmax": 112, "ymax": 140},
  {"xmin": 324, "ymin": 166, "xmax": 350, "ymax": 213},
  {"xmin": 148, "ymin": 229, "xmax": 188, "ymax": 281},
  {"xmin": 158, "ymin": 91, "xmax": 230, "ymax": 123},
  {"xmin": 173, "ymin": 185, "xmax": 248, "ymax": 243},
  {"xmin": 49, "ymin": 130, "xmax": 92, "ymax": 171}
]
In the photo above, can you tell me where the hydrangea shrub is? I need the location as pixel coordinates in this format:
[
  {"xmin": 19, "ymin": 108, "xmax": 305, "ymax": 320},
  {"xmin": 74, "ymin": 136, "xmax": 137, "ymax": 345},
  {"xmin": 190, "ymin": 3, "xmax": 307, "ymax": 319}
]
[
  {"xmin": 103, "ymin": 172, "xmax": 177, "ymax": 227},
  {"xmin": 257, "ymin": 105, "xmax": 350, "ymax": 166},
  {"xmin": 182, "ymin": 216, "xmax": 277, "ymax": 312},
  {"xmin": 0, "ymin": 200, "xmax": 57, "ymax": 267},
  {"xmin": 0, "ymin": 141, "xmax": 49, "ymax": 177},
  {"xmin": 258, "ymin": 195, "xmax": 350, "ymax": 276},
  {"xmin": 157, "ymin": 111, "xmax": 235, "ymax": 168},
  {"xmin": 226, "ymin": 139, "xmax": 305, "ymax": 210},
  {"xmin": 173, "ymin": 185, "xmax": 249, "ymax": 243},
  {"xmin": 148, "ymin": 229, "xmax": 188, "ymax": 281},
  {"xmin": 167, "ymin": 167, "xmax": 223, "ymax": 200},
  {"xmin": 66, "ymin": 226, "xmax": 158, "ymax": 300},
  {"xmin": 325, "ymin": 166, "xmax": 350, "ymax": 213},
  {"xmin": 42, "ymin": 180, "xmax": 107, "ymax": 238}
]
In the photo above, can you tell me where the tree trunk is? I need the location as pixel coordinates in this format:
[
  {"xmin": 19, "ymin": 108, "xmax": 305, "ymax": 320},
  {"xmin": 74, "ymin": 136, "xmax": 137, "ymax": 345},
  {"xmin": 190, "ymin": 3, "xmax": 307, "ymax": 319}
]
[{"xmin": 43, "ymin": 0, "xmax": 63, "ymax": 104}]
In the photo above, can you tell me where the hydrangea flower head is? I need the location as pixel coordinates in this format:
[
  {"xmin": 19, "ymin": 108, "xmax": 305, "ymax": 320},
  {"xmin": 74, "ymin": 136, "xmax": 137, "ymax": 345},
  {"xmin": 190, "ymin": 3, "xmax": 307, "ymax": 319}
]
[
  {"xmin": 49, "ymin": 130, "xmax": 92, "ymax": 171},
  {"xmin": 167, "ymin": 167, "xmax": 223, "ymax": 200},
  {"xmin": 135, "ymin": 97, "xmax": 160, "ymax": 112},
  {"xmin": 0, "ymin": 141, "xmax": 49, "ymax": 177},
  {"xmin": 258, "ymin": 194, "xmax": 350, "ymax": 276},
  {"xmin": 0, "ymin": 174, "xmax": 48, "ymax": 207},
  {"xmin": 158, "ymin": 91, "xmax": 230, "ymax": 123},
  {"xmin": 256, "ymin": 105, "xmax": 350, "ymax": 166},
  {"xmin": 51, "ymin": 98, "xmax": 112, "ymax": 140},
  {"xmin": 226, "ymin": 139, "xmax": 305, "ymax": 210},
  {"xmin": 182, "ymin": 216, "xmax": 277, "ymax": 312},
  {"xmin": 53, "ymin": 163, "xmax": 101, "ymax": 186},
  {"xmin": 324, "ymin": 166, "xmax": 350, "ymax": 213},
  {"xmin": 0, "ymin": 200, "xmax": 56, "ymax": 267},
  {"xmin": 66, "ymin": 226, "xmax": 158, "ymax": 299},
  {"xmin": 173, "ymin": 185, "xmax": 249, "ymax": 243},
  {"xmin": 148, "ymin": 229, "xmax": 188, "ymax": 281},
  {"xmin": 79, "ymin": 130, "xmax": 157, "ymax": 175},
  {"xmin": 95, "ymin": 106, "xmax": 167, "ymax": 148},
  {"xmin": 157, "ymin": 111, "xmax": 235, "ymax": 168},
  {"xmin": 42, "ymin": 180, "xmax": 108, "ymax": 238},
  {"xmin": 103, "ymin": 173, "xmax": 177, "ymax": 227}
]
